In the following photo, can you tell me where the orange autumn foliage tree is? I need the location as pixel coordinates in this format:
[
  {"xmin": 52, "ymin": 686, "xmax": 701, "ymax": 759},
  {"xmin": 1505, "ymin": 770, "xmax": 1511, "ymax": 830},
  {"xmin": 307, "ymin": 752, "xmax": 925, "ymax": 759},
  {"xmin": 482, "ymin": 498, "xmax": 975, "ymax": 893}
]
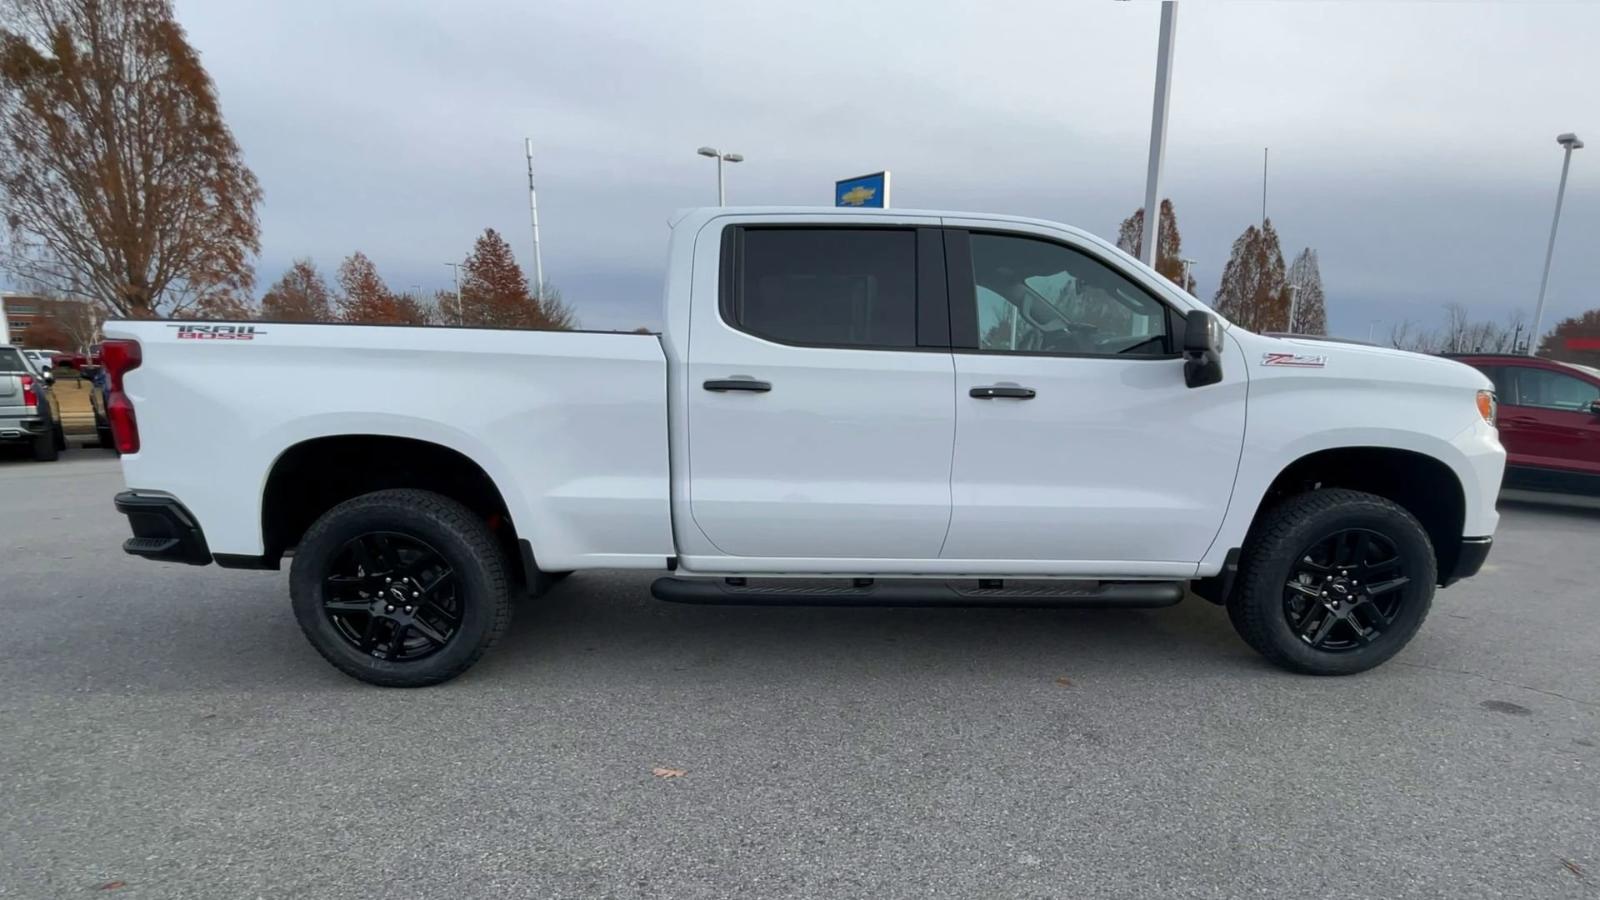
[{"xmin": 0, "ymin": 0, "xmax": 262, "ymax": 317}]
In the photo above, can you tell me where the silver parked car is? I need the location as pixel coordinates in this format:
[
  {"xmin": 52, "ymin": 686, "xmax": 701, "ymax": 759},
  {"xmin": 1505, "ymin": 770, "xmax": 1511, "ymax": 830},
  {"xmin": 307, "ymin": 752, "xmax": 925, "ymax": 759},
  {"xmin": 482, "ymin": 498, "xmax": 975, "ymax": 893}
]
[{"xmin": 0, "ymin": 345, "xmax": 65, "ymax": 461}]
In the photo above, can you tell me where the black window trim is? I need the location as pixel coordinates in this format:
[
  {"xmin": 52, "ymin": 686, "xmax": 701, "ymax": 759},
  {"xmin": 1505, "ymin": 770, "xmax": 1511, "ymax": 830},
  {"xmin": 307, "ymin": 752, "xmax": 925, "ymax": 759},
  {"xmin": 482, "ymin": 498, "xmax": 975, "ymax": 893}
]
[
  {"xmin": 717, "ymin": 223, "xmax": 951, "ymax": 353},
  {"xmin": 944, "ymin": 227, "xmax": 1184, "ymax": 361}
]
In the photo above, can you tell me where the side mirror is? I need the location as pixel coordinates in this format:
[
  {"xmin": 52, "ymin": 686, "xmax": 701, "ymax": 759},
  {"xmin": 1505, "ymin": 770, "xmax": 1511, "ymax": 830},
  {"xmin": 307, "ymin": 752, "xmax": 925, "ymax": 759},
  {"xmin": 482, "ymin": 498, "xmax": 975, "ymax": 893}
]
[
  {"xmin": 1590, "ymin": 399, "xmax": 1600, "ymax": 416},
  {"xmin": 1182, "ymin": 309, "xmax": 1224, "ymax": 389}
]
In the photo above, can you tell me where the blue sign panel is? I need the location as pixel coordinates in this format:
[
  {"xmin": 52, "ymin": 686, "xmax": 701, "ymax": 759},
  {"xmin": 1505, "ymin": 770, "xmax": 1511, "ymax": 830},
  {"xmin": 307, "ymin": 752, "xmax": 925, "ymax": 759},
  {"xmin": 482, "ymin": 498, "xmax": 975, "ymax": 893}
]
[{"xmin": 835, "ymin": 171, "xmax": 890, "ymax": 208}]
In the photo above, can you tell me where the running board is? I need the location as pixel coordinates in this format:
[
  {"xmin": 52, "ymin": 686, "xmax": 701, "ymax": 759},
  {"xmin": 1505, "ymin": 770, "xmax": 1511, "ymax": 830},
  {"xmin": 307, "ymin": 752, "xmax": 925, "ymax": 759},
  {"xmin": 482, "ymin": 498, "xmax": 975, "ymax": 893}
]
[{"xmin": 649, "ymin": 577, "xmax": 1185, "ymax": 609}]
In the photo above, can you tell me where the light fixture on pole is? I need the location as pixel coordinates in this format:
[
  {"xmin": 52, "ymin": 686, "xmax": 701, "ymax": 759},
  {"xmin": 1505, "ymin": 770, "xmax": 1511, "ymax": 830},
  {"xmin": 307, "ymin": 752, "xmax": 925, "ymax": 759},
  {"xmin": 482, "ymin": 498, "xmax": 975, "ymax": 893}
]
[
  {"xmin": 1530, "ymin": 132, "xmax": 1583, "ymax": 355},
  {"xmin": 697, "ymin": 146, "xmax": 744, "ymax": 206},
  {"xmin": 1180, "ymin": 257, "xmax": 1197, "ymax": 291},
  {"xmin": 1138, "ymin": 1, "xmax": 1178, "ymax": 267}
]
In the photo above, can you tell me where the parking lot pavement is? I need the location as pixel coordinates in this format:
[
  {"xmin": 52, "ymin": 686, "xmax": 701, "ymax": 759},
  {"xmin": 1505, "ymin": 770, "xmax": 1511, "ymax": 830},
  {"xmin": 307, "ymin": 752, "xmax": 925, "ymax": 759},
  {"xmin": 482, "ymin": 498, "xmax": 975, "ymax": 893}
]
[{"xmin": 2, "ymin": 452, "xmax": 1597, "ymax": 900}]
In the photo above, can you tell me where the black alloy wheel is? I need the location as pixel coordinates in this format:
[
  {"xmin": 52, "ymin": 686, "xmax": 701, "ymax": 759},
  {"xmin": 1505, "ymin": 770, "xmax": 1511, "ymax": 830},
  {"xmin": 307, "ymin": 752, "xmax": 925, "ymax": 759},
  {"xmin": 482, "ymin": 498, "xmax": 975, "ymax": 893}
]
[
  {"xmin": 1282, "ymin": 528, "xmax": 1410, "ymax": 652},
  {"xmin": 1227, "ymin": 488, "xmax": 1437, "ymax": 676},
  {"xmin": 322, "ymin": 532, "xmax": 461, "ymax": 661},
  {"xmin": 290, "ymin": 489, "xmax": 511, "ymax": 687}
]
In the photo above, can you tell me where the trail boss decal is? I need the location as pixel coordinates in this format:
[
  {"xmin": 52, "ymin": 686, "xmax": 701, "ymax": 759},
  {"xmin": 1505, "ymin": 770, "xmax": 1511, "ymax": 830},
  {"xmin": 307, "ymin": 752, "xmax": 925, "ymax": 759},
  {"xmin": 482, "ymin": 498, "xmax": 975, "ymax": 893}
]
[
  {"xmin": 1261, "ymin": 351, "xmax": 1326, "ymax": 368},
  {"xmin": 168, "ymin": 324, "xmax": 263, "ymax": 341}
]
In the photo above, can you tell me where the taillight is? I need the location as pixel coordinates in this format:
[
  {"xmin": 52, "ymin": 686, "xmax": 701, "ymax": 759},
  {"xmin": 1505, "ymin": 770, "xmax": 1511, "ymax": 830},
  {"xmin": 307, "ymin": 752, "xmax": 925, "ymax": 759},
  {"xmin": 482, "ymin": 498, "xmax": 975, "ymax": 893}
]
[
  {"xmin": 20, "ymin": 374, "xmax": 37, "ymax": 408},
  {"xmin": 102, "ymin": 339, "xmax": 142, "ymax": 454}
]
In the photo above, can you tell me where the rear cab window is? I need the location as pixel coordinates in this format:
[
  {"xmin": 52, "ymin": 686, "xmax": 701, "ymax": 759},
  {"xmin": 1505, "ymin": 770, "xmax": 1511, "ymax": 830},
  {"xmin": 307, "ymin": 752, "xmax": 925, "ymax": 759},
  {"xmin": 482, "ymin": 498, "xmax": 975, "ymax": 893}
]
[{"xmin": 723, "ymin": 227, "xmax": 920, "ymax": 349}]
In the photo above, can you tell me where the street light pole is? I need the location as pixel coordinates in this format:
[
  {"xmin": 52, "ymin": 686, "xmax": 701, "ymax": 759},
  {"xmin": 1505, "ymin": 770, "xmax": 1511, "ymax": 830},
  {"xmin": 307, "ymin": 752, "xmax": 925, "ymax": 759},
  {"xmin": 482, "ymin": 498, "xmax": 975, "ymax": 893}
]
[
  {"xmin": 1530, "ymin": 132, "xmax": 1584, "ymax": 355},
  {"xmin": 1138, "ymin": 1, "xmax": 1178, "ymax": 267},
  {"xmin": 524, "ymin": 138, "xmax": 545, "ymax": 298},
  {"xmin": 1180, "ymin": 257, "xmax": 1196, "ymax": 291},
  {"xmin": 445, "ymin": 261, "xmax": 463, "ymax": 325},
  {"xmin": 697, "ymin": 146, "xmax": 745, "ymax": 206}
]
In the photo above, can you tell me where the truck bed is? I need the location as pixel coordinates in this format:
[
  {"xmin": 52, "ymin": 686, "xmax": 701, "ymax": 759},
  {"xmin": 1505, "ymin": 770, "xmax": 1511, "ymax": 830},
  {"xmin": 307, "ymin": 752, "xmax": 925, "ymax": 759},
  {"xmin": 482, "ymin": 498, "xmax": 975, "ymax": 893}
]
[{"xmin": 102, "ymin": 320, "xmax": 675, "ymax": 570}]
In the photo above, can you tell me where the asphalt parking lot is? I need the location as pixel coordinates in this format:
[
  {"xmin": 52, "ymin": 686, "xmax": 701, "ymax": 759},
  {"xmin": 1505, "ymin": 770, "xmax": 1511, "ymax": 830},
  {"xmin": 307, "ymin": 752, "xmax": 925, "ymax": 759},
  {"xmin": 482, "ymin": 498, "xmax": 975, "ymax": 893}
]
[{"xmin": 2, "ymin": 450, "xmax": 1597, "ymax": 899}]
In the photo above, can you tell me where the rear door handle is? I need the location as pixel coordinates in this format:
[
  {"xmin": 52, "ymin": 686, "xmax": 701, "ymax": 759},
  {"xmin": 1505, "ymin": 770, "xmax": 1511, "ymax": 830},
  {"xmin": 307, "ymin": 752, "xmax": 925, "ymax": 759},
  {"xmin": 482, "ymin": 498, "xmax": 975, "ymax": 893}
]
[
  {"xmin": 704, "ymin": 378, "xmax": 772, "ymax": 393},
  {"xmin": 969, "ymin": 385, "xmax": 1036, "ymax": 399}
]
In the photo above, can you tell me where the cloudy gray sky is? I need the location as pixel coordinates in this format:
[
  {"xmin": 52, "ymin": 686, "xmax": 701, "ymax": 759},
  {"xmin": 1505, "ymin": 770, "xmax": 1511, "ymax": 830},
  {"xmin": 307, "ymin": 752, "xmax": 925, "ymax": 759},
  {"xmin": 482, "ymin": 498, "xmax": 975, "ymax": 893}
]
[{"xmin": 173, "ymin": 0, "xmax": 1598, "ymax": 337}]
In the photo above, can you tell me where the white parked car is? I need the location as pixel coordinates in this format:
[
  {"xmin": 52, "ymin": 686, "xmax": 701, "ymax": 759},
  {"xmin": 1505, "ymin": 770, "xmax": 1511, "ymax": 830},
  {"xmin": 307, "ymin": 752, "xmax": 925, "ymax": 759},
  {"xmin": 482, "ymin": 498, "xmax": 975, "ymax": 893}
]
[
  {"xmin": 22, "ymin": 348, "xmax": 61, "ymax": 373},
  {"xmin": 102, "ymin": 207, "xmax": 1505, "ymax": 686}
]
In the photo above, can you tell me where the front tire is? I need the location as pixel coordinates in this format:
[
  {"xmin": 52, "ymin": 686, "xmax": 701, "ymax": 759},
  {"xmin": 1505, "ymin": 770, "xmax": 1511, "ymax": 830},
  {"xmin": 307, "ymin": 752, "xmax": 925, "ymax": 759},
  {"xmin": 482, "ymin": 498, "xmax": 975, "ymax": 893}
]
[
  {"xmin": 290, "ymin": 489, "xmax": 512, "ymax": 687},
  {"xmin": 1227, "ymin": 489, "xmax": 1436, "ymax": 676}
]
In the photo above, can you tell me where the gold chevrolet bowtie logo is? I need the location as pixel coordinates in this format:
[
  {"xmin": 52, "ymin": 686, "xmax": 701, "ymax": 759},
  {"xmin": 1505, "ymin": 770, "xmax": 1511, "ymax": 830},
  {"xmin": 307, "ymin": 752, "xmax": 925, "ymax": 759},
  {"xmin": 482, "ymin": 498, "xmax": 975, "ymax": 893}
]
[{"xmin": 839, "ymin": 185, "xmax": 877, "ymax": 206}]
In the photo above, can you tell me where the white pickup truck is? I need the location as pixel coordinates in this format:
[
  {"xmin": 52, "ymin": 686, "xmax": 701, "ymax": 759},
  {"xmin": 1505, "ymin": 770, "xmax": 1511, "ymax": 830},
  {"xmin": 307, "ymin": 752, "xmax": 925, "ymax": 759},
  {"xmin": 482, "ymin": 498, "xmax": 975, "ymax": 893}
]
[{"xmin": 105, "ymin": 207, "xmax": 1505, "ymax": 686}]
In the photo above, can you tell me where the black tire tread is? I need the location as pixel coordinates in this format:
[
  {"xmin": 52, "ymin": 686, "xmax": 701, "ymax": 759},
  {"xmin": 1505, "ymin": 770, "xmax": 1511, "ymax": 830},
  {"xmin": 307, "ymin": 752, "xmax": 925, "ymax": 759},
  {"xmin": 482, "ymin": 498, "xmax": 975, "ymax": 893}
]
[
  {"xmin": 291, "ymin": 489, "xmax": 511, "ymax": 687},
  {"xmin": 31, "ymin": 429, "xmax": 58, "ymax": 461},
  {"xmin": 1229, "ymin": 488, "xmax": 1435, "ymax": 675}
]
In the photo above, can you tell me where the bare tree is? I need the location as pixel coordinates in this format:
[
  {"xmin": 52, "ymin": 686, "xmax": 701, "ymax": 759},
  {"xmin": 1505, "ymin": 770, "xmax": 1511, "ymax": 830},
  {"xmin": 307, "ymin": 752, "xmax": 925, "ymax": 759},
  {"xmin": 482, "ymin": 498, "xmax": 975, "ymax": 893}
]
[
  {"xmin": 1286, "ymin": 248, "xmax": 1327, "ymax": 335},
  {"xmin": 0, "ymin": 0, "xmax": 262, "ymax": 318},
  {"xmin": 39, "ymin": 293, "xmax": 103, "ymax": 349},
  {"xmin": 1390, "ymin": 305, "xmax": 1526, "ymax": 354}
]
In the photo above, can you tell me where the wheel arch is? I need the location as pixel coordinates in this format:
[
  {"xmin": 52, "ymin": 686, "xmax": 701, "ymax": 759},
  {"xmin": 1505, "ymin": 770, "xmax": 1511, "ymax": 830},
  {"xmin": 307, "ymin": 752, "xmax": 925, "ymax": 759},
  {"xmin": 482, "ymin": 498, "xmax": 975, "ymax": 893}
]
[
  {"xmin": 1246, "ymin": 446, "xmax": 1467, "ymax": 584},
  {"xmin": 259, "ymin": 434, "xmax": 533, "ymax": 586}
]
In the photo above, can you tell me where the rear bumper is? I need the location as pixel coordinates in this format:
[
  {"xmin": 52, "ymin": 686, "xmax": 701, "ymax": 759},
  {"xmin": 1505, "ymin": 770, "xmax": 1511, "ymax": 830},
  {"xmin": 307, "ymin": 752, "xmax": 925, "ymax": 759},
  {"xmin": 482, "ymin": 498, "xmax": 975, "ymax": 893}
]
[
  {"xmin": 0, "ymin": 414, "xmax": 48, "ymax": 442},
  {"xmin": 114, "ymin": 491, "xmax": 213, "ymax": 566},
  {"xmin": 1442, "ymin": 536, "xmax": 1492, "ymax": 587}
]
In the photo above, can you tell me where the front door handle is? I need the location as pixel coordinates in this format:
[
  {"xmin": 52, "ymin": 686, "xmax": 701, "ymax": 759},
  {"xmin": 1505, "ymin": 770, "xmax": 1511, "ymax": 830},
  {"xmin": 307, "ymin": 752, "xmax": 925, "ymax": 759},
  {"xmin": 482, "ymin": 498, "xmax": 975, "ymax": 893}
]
[
  {"xmin": 969, "ymin": 385, "xmax": 1036, "ymax": 399},
  {"xmin": 704, "ymin": 378, "xmax": 772, "ymax": 393}
]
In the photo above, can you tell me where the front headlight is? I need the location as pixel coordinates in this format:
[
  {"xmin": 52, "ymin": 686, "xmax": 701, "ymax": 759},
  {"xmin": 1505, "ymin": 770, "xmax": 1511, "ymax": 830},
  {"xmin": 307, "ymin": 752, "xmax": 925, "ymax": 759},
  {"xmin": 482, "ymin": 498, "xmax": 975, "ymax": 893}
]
[{"xmin": 1476, "ymin": 390, "xmax": 1497, "ymax": 426}]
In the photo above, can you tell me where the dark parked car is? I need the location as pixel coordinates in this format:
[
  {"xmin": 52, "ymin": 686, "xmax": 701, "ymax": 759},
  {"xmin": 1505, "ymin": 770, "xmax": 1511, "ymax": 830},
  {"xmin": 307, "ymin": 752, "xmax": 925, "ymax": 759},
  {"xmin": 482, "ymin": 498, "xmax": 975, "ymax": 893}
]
[
  {"xmin": 88, "ymin": 364, "xmax": 114, "ymax": 450},
  {"xmin": 1450, "ymin": 353, "xmax": 1600, "ymax": 494}
]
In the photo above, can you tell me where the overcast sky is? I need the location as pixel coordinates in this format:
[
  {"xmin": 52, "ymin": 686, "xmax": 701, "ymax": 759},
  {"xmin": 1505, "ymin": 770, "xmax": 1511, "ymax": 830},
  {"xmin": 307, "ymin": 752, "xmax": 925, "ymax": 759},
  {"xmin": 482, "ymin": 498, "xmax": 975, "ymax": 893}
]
[{"xmin": 171, "ymin": 0, "xmax": 1598, "ymax": 337}]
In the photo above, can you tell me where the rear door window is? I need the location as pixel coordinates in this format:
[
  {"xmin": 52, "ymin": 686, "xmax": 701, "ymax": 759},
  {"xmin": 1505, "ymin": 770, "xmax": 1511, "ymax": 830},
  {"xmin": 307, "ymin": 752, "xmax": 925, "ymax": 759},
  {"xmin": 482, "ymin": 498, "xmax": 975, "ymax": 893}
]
[{"xmin": 727, "ymin": 228, "xmax": 918, "ymax": 349}]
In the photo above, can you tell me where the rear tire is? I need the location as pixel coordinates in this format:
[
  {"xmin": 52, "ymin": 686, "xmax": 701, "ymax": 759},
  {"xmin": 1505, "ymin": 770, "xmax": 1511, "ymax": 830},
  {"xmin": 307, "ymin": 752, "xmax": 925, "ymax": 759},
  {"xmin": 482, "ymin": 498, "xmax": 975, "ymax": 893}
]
[
  {"xmin": 53, "ymin": 423, "xmax": 66, "ymax": 451},
  {"xmin": 31, "ymin": 429, "xmax": 58, "ymax": 462},
  {"xmin": 290, "ymin": 489, "xmax": 512, "ymax": 687},
  {"xmin": 1227, "ymin": 489, "xmax": 1436, "ymax": 676}
]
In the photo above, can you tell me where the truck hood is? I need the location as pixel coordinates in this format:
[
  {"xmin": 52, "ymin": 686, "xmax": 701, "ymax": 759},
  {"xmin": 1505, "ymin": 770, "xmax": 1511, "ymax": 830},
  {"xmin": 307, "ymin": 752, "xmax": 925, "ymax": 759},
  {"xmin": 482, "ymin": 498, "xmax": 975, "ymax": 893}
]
[{"xmin": 1237, "ymin": 332, "xmax": 1493, "ymax": 391}]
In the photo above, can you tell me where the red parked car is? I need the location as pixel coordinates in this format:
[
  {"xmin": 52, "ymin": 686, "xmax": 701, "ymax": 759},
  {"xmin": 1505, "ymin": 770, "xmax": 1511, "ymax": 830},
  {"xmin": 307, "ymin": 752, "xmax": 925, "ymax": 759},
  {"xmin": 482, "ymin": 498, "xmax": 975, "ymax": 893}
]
[{"xmin": 1450, "ymin": 353, "xmax": 1600, "ymax": 494}]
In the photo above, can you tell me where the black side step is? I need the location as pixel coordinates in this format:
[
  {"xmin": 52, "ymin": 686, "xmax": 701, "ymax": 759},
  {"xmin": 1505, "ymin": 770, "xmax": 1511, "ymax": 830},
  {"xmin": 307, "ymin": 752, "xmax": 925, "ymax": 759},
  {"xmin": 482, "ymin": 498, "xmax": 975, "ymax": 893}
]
[{"xmin": 649, "ymin": 577, "xmax": 1184, "ymax": 609}]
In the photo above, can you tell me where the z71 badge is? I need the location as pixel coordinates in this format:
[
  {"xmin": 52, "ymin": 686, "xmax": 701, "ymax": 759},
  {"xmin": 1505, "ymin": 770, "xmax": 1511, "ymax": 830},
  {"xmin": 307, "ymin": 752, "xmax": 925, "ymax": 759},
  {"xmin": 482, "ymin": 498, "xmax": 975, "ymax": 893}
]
[
  {"xmin": 167, "ymin": 324, "xmax": 263, "ymax": 340},
  {"xmin": 1261, "ymin": 351, "xmax": 1326, "ymax": 368}
]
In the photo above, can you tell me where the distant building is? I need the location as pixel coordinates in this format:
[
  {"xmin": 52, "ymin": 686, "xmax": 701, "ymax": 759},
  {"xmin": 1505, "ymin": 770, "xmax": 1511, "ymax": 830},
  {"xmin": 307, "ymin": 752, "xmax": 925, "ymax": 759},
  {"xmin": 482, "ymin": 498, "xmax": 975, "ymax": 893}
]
[{"xmin": 1, "ymin": 292, "xmax": 48, "ymax": 345}]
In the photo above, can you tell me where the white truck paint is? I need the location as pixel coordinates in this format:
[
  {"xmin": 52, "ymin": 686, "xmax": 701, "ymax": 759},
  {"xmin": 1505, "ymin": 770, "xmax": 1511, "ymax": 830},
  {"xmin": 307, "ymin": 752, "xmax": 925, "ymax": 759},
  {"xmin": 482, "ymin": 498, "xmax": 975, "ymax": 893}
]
[{"xmin": 104, "ymin": 207, "xmax": 1506, "ymax": 683}]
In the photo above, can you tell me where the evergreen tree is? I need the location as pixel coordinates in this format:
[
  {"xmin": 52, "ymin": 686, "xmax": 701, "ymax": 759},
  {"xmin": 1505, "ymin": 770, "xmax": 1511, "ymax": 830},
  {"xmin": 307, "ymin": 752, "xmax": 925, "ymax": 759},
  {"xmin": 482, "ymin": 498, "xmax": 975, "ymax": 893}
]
[
  {"xmin": 1213, "ymin": 219, "xmax": 1289, "ymax": 333},
  {"xmin": 336, "ymin": 251, "xmax": 401, "ymax": 323},
  {"xmin": 1286, "ymin": 248, "xmax": 1327, "ymax": 335},
  {"xmin": 1114, "ymin": 198, "xmax": 1196, "ymax": 293},
  {"xmin": 261, "ymin": 259, "xmax": 334, "ymax": 322},
  {"xmin": 459, "ymin": 228, "xmax": 575, "ymax": 329}
]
